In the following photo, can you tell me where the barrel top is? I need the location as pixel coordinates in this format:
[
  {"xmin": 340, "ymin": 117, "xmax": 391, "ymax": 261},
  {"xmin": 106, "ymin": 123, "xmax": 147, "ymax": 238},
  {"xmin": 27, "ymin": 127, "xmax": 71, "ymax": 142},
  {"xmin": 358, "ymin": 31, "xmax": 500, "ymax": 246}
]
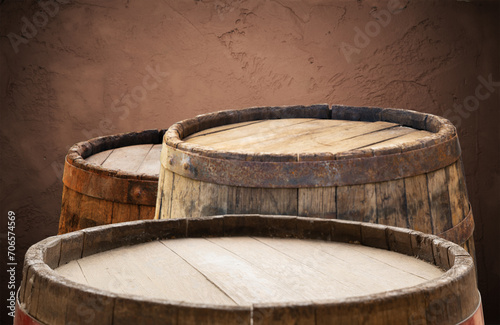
[
  {"xmin": 85, "ymin": 144, "xmax": 162, "ymax": 176},
  {"xmin": 55, "ymin": 236, "xmax": 444, "ymax": 306},
  {"xmin": 162, "ymin": 105, "xmax": 460, "ymax": 188},
  {"xmin": 20, "ymin": 215, "xmax": 478, "ymax": 325},
  {"xmin": 184, "ymin": 119, "xmax": 433, "ymax": 155},
  {"xmin": 65, "ymin": 129, "xmax": 165, "ymax": 180}
]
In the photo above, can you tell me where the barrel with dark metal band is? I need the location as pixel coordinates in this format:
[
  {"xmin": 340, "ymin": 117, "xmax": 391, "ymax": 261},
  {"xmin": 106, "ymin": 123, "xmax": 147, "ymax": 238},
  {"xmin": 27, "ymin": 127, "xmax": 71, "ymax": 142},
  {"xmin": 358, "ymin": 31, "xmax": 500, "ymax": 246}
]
[
  {"xmin": 16, "ymin": 215, "xmax": 483, "ymax": 325},
  {"xmin": 58, "ymin": 129, "xmax": 165, "ymax": 234},
  {"xmin": 156, "ymin": 105, "xmax": 476, "ymax": 258}
]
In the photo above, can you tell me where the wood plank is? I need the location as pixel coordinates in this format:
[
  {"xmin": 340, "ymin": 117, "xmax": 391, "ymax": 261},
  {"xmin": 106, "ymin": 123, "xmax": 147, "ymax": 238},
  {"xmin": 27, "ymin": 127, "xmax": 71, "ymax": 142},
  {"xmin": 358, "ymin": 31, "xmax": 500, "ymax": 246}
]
[
  {"xmin": 227, "ymin": 187, "xmax": 263, "ymax": 214},
  {"xmin": 226, "ymin": 187, "xmax": 297, "ymax": 215},
  {"xmin": 101, "ymin": 144, "xmax": 154, "ymax": 173},
  {"xmin": 85, "ymin": 149, "xmax": 113, "ymax": 166},
  {"xmin": 297, "ymin": 122, "xmax": 397, "ymax": 154},
  {"xmin": 427, "ymin": 168, "xmax": 452, "ymax": 234},
  {"xmin": 260, "ymin": 188, "xmax": 298, "ymax": 215},
  {"xmin": 184, "ymin": 118, "xmax": 317, "ymax": 147},
  {"xmin": 136, "ymin": 144, "xmax": 162, "ymax": 175},
  {"xmin": 358, "ymin": 129, "xmax": 430, "ymax": 150},
  {"xmin": 186, "ymin": 120, "xmax": 263, "ymax": 138},
  {"xmin": 207, "ymin": 237, "xmax": 355, "ymax": 300},
  {"xmin": 240, "ymin": 120, "xmax": 360, "ymax": 154},
  {"xmin": 298, "ymin": 187, "xmax": 336, "ymax": 218},
  {"xmin": 162, "ymin": 238, "xmax": 308, "ymax": 305},
  {"xmin": 446, "ymin": 163, "xmax": 466, "ymax": 227},
  {"xmin": 405, "ymin": 174, "xmax": 433, "ymax": 233},
  {"xmin": 302, "ymin": 125, "xmax": 414, "ymax": 154},
  {"xmin": 56, "ymin": 261, "xmax": 88, "ymax": 284},
  {"xmin": 256, "ymin": 238, "xmax": 441, "ymax": 295},
  {"xmin": 157, "ymin": 169, "xmax": 174, "ymax": 219},
  {"xmin": 138, "ymin": 205, "xmax": 155, "ymax": 220},
  {"xmin": 198, "ymin": 181, "xmax": 229, "ymax": 216},
  {"xmin": 112, "ymin": 202, "xmax": 139, "ymax": 223},
  {"xmin": 337, "ymin": 184, "xmax": 376, "ymax": 222},
  {"xmin": 154, "ymin": 166, "xmax": 166, "ymax": 220},
  {"xmin": 58, "ymin": 186, "xmax": 83, "ymax": 234},
  {"xmin": 170, "ymin": 173, "xmax": 200, "ymax": 219},
  {"xmin": 375, "ymin": 179, "xmax": 408, "ymax": 228},
  {"xmin": 79, "ymin": 195, "xmax": 113, "ymax": 228},
  {"xmin": 62, "ymin": 241, "xmax": 236, "ymax": 305}
]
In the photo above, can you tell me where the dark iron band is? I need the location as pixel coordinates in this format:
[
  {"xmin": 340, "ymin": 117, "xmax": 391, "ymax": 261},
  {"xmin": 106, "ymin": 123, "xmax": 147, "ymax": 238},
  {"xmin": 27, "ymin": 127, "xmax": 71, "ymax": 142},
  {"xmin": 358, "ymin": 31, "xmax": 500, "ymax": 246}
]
[
  {"xmin": 162, "ymin": 135, "xmax": 461, "ymax": 188},
  {"xmin": 439, "ymin": 204, "xmax": 475, "ymax": 246},
  {"xmin": 62, "ymin": 159, "xmax": 158, "ymax": 206}
]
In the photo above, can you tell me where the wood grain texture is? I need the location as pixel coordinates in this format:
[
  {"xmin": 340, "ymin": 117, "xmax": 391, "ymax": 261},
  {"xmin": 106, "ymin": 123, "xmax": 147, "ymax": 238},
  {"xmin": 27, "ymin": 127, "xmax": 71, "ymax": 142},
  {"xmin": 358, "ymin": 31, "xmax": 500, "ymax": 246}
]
[
  {"xmin": 446, "ymin": 162, "xmax": 466, "ymax": 227},
  {"xmin": 184, "ymin": 119, "xmax": 432, "ymax": 155},
  {"xmin": 55, "ymin": 237, "xmax": 444, "ymax": 305},
  {"xmin": 405, "ymin": 174, "xmax": 433, "ymax": 233},
  {"xmin": 298, "ymin": 187, "xmax": 336, "ymax": 218},
  {"xmin": 376, "ymin": 179, "xmax": 408, "ymax": 228},
  {"xmin": 427, "ymin": 168, "xmax": 453, "ymax": 234},
  {"xmin": 337, "ymin": 184, "xmax": 376, "ymax": 222}
]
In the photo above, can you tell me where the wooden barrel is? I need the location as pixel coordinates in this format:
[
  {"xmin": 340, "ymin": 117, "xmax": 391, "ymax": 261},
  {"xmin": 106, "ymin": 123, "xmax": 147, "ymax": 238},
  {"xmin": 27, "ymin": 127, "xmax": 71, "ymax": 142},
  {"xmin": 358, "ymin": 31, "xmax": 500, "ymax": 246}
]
[
  {"xmin": 16, "ymin": 215, "xmax": 483, "ymax": 325},
  {"xmin": 58, "ymin": 129, "xmax": 165, "ymax": 234},
  {"xmin": 156, "ymin": 105, "xmax": 476, "ymax": 257}
]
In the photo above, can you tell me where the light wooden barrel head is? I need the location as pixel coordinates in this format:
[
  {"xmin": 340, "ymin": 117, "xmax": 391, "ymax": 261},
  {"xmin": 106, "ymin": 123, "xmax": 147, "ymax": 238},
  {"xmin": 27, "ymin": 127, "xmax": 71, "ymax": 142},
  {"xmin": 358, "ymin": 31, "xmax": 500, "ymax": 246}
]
[
  {"xmin": 85, "ymin": 143, "xmax": 162, "ymax": 176},
  {"xmin": 55, "ymin": 236, "xmax": 444, "ymax": 306},
  {"xmin": 18, "ymin": 216, "xmax": 481, "ymax": 325},
  {"xmin": 184, "ymin": 119, "xmax": 433, "ymax": 155}
]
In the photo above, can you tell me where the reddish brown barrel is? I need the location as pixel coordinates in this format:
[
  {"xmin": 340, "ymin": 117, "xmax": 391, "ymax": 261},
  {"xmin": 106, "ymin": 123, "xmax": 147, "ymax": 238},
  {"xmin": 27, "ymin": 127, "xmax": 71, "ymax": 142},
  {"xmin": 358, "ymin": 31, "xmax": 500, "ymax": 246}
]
[
  {"xmin": 16, "ymin": 215, "xmax": 482, "ymax": 325},
  {"xmin": 156, "ymin": 105, "xmax": 476, "ymax": 257},
  {"xmin": 58, "ymin": 129, "xmax": 165, "ymax": 234}
]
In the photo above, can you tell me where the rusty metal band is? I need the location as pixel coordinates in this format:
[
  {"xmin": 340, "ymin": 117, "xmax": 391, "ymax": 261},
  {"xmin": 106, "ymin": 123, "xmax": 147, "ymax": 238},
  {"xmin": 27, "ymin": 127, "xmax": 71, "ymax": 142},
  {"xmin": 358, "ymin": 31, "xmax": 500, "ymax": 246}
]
[
  {"xmin": 14, "ymin": 291, "xmax": 43, "ymax": 325},
  {"xmin": 163, "ymin": 135, "xmax": 461, "ymax": 188},
  {"xmin": 438, "ymin": 204, "xmax": 475, "ymax": 246},
  {"xmin": 62, "ymin": 159, "xmax": 158, "ymax": 206},
  {"xmin": 458, "ymin": 294, "xmax": 484, "ymax": 325}
]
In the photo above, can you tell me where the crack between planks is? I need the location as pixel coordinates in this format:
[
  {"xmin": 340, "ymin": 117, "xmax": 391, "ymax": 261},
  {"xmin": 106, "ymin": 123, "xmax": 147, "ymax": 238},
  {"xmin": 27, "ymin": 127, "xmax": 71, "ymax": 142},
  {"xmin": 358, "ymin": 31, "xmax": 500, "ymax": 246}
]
[{"xmin": 157, "ymin": 239, "xmax": 239, "ymax": 306}]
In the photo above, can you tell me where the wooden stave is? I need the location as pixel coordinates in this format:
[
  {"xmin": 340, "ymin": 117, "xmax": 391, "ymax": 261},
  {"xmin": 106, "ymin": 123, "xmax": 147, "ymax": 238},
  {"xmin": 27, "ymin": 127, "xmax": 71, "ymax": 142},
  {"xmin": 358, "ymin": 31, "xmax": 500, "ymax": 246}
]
[
  {"xmin": 18, "ymin": 216, "xmax": 480, "ymax": 325},
  {"xmin": 58, "ymin": 129, "xmax": 166, "ymax": 234},
  {"xmin": 156, "ymin": 105, "xmax": 475, "ymax": 254}
]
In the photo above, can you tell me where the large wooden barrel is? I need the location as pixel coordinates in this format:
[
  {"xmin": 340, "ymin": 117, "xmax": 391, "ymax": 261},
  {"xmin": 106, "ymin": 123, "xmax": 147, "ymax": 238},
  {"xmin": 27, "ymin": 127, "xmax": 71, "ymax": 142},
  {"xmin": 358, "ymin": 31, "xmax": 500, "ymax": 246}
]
[
  {"xmin": 58, "ymin": 129, "xmax": 165, "ymax": 234},
  {"xmin": 16, "ymin": 215, "xmax": 483, "ymax": 325},
  {"xmin": 156, "ymin": 105, "xmax": 476, "ymax": 257}
]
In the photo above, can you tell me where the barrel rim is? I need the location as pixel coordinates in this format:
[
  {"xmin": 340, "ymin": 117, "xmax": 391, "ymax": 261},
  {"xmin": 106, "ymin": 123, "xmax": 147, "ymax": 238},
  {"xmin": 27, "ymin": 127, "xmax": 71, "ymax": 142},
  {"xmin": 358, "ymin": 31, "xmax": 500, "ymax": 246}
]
[
  {"xmin": 166, "ymin": 105, "xmax": 456, "ymax": 161},
  {"xmin": 160, "ymin": 105, "xmax": 460, "ymax": 187},
  {"xmin": 65, "ymin": 129, "xmax": 167, "ymax": 181},
  {"xmin": 20, "ymin": 215, "xmax": 478, "ymax": 325}
]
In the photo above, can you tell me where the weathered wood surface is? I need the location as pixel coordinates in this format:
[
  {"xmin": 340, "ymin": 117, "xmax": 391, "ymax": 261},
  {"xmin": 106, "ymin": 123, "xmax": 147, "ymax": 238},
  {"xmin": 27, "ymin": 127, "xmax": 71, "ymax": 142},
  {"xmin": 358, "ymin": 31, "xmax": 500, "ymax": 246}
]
[
  {"xmin": 184, "ymin": 119, "xmax": 429, "ymax": 154},
  {"xmin": 157, "ymin": 105, "xmax": 476, "ymax": 260},
  {"xmin": 56, "ymin": 237, "xmax": 443, "ymax": 304},
  {"xmin": 59, "ymin": 130, "xmax": 164, "ymax": 234},
  {"xmin": 17, "ymin": 216, "xmax": 481, "ymax": 325}
]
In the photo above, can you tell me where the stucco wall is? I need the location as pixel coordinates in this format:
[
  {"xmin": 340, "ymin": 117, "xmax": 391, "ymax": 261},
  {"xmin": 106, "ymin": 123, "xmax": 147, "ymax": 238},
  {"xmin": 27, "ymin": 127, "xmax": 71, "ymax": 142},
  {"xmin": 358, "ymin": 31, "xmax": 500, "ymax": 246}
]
[{"xmin": 1, "ymin": 0, "xmax": 499, "ymax": 323}]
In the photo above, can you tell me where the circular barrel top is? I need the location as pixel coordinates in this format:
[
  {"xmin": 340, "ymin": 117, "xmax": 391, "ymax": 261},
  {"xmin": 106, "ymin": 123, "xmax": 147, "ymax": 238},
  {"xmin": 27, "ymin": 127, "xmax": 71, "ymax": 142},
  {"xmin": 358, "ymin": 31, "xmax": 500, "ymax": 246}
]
[
  {"xmin": 162, "ymin": 105, "xmax": 460, "ymax": 188},
  {"xmin": 184, "ymin": 118, "xmax": 433, "ymax": 155},
  {"xmin": 19, "ymin": 215, "xmax": 479, "ymax": 325},
  {"xmin": 56, "ymin": 236, "xmax": 443, "ymax": 305},
  {"xmin": 66, "ymin": 129, "xmax": 165, "ymax": 181},
  {"xmin": 85, "ymin": 143, "xmax": 162, "ymax": 176}
]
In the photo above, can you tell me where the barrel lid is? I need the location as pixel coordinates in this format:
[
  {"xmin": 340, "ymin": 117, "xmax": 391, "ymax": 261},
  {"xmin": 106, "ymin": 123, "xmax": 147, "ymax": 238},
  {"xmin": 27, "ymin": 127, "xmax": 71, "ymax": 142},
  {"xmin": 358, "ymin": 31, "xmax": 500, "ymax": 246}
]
[
  {"xmin": 65, "ymin": 129, "xmax": 165, "ymax": 181},
  {"xmin": 19, "ymin": 215, "xmax": 479, "ymax": 325},
  {"xmin": 162, "ymin": 105, "xmax": 460, "ymax": 187}
]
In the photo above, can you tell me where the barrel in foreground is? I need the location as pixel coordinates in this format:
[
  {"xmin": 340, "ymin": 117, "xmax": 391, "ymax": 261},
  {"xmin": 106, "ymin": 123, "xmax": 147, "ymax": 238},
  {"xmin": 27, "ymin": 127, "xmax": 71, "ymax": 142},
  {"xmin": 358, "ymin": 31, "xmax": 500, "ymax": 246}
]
[
  {"xmin": 156, "ymin": 105, "xmax": 475, "ymax": 258},
  {"xmin": 17, "ymin": 215, "xmax": 482, "ymax": 325}
]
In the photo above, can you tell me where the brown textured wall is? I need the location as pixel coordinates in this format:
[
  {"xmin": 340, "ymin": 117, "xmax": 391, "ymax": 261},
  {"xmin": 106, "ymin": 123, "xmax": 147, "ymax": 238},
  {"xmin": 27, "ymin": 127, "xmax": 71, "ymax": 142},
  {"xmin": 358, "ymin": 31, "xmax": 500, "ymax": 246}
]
[{"xmin": 1, "ymin": 0, "xmax": 499, "ymax": 323}]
